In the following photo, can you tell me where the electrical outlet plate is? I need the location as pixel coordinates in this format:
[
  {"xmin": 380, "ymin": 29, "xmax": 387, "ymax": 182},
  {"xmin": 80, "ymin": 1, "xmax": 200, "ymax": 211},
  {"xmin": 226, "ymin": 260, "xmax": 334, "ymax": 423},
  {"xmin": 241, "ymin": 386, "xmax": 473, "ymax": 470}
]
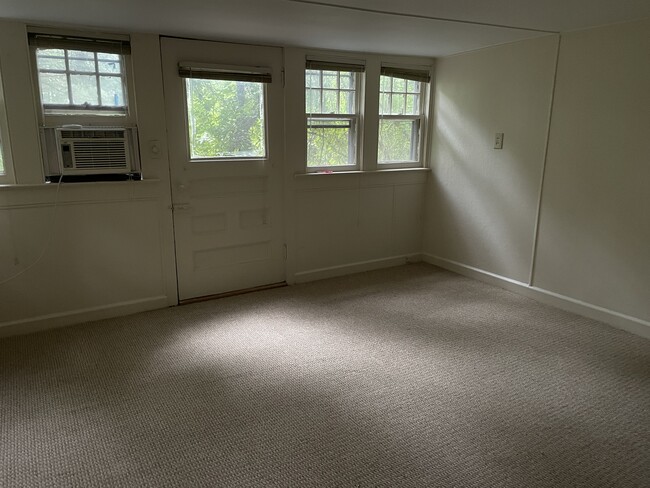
[{"xmin": 149, "ymin": 140, "xmax": 162, "ymax": 159}]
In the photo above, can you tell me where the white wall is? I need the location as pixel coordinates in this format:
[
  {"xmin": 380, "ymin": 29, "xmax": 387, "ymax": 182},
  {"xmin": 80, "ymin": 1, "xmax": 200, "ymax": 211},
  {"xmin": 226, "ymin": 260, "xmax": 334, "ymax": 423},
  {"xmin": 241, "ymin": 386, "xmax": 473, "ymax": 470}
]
[
  {"xmin": 533, "ymin": 19, "xmax": 650, "ymax": 322},
  {"xmin": 0, "ymin": 183, "xmax": 169, "ymax": 327},
  {"xmin": 425, "ymin": 19, "xmax": 650, "ymax": 333},
  {"xmin": 292, "ymin": 171, "xmax": 425, "ymax": 280},
  {"xmin": 424, "ymin": 35, "xmax": 559, "ymax": 283}
]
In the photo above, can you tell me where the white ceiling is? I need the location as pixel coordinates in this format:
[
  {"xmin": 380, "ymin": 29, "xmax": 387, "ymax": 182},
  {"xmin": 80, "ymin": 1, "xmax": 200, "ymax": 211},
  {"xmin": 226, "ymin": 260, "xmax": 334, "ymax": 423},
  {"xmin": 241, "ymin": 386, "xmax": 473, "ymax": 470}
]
[{"xmin": 1, "ymin": 0, "xmax": 649, "ymax": 57}]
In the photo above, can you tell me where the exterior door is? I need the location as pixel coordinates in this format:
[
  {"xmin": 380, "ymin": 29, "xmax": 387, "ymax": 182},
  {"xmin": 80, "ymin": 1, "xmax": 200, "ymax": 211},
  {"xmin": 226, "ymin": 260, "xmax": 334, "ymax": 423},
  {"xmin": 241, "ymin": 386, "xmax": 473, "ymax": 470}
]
[{"xmin": 161, "ymin": 37, "xmax": 285, "ymax": 301}]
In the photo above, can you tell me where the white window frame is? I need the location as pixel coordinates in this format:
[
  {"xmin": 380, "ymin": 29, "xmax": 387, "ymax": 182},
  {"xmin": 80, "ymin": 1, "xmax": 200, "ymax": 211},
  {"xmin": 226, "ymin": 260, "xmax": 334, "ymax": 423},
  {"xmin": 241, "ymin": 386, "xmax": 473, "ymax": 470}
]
[
  {"xmin": 305, "ymin": 60, "xmax": 364, "ymax": 173},
  {"xmin": 377, "ymin": 66, "xmax": 430, "ymax": 169},
  {"xmin": 28, "ymin": 29, "xmax": 136, "ymax": 128},
  {"xmin": 0, "ymin": 66, "xmax": 14, "ymax": 184}
]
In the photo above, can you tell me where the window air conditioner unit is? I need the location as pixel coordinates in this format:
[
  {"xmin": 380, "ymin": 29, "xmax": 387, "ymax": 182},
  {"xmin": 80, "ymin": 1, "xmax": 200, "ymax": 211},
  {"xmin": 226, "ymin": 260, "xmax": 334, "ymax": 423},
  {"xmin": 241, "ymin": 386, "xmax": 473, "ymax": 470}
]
[{"xmin": 40, "ymin": 126, "xmax": 141, "ymax": 182}]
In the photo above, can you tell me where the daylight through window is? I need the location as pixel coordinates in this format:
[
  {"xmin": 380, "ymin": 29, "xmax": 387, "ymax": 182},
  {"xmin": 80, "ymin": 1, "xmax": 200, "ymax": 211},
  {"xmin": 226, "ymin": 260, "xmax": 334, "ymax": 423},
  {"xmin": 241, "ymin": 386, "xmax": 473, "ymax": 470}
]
[
  {"xmin": 378, "ymin": 67, "xmax": 429, "ymax": 164},
  {"xmin": 306, "ymin": 61, "xmax": 363, "ymax": 169},
  {"xmin": 180, "ymin": 64, "xmax": 270, "ymax": 160},
  {"xmin": 185, "ymin": 78, "xmax": 266, "ymax": 159},
  {"xmin": 35, "ymin": 48, "xmax": 127, "ymax": 114}
]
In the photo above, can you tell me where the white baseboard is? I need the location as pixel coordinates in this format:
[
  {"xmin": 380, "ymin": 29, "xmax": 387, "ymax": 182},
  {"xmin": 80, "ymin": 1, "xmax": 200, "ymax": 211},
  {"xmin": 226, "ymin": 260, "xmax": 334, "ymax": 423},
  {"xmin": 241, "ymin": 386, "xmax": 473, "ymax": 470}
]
[
  {"xmin": 0, "ymin": 296, "xmax": 170, "ymax": 338},
  {"xmin": 294, "ymin": 254, "xmax": 422, "ymax": 284},
  {"xmin": 423, "ymin": 254, "xmax": 650, "ymax": 340}
]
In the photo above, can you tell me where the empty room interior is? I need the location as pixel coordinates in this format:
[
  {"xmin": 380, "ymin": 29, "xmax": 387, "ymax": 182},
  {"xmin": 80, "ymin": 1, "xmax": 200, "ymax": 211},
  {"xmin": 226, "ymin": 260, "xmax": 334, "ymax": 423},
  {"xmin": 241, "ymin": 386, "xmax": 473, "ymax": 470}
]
[{"xmin": 1, "ymin": 0, "xmax": 649, "ymax": 486}]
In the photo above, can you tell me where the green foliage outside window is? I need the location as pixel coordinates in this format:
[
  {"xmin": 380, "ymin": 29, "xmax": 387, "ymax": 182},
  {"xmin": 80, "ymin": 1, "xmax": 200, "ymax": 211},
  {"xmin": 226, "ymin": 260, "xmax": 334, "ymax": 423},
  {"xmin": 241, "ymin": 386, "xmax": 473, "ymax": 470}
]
[
  {"xmin": 186, "ymin": 78, "xmax": 266, "ymax": 159},
  {"xmin": 307, "ymin": 119, "xmax": 355, "ymax": 167},
  {"xmin": 378, "ymin": 75, "xmax": 423, "ymax": 163},
  {"xmin": 378, "ymin": 119, "xmax": 418, "ymax": 162}
]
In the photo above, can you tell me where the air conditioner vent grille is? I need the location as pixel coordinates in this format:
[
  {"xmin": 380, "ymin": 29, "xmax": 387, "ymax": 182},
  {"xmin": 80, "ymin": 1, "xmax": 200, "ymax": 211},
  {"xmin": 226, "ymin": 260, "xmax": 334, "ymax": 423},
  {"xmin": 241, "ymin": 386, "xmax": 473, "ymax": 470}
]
[
  {"xmin": 72, "ymin": 141, "xmax": 128, "ymax": 169},
  {"xmin": 60, "ymin": 130, "xmax": 125, "ymax": 139}
]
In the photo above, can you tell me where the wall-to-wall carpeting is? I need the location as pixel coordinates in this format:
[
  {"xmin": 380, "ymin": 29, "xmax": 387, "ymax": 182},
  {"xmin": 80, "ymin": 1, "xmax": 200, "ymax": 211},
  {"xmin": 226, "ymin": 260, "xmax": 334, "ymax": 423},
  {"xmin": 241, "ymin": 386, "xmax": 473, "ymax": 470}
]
[{"xmin": 1, "ymin": 264, "xmax": 649, "ymax": 487}]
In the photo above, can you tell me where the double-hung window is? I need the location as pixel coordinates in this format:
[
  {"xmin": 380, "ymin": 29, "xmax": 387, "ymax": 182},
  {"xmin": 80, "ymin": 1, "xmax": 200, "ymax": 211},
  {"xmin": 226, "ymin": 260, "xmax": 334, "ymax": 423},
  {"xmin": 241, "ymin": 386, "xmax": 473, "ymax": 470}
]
[
  {"xmin": 378, "ymin": 66, "xmax": 430, "ymax": 166},
  {"xmin": 179, "ymin": 63, "xmax": 270, "ymax": 160},
  {"xmin": 306, "ymin": 60, "xmax": 363, "ymax": 171},
  {"xmin": 29, "ymin": 33, "xmax": 132, "ymax": 121}
]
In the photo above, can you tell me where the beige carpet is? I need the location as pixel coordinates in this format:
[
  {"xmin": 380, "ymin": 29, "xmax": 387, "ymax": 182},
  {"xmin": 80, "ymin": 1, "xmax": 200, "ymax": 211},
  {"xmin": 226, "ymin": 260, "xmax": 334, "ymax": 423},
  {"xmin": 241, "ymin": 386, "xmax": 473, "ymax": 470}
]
[{"xmin": 1, "ymin": 263, "xmax": 649, "ymax": 487}]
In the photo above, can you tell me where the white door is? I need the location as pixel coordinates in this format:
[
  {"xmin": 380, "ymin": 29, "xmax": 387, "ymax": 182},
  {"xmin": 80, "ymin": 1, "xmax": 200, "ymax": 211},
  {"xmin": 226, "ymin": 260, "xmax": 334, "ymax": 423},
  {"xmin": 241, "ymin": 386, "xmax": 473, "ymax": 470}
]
[{"xmin": 161, "ymin": 37, "xmax": 285, "ymax": 301}]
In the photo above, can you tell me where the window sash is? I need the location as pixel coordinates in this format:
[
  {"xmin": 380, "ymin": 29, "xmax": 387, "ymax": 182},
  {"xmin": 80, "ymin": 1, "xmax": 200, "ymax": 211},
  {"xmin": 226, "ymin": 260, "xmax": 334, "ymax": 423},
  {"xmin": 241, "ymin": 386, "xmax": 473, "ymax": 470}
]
[
  {"xmin": 377, "ymin": 117, "xmax": 422, "ymax": 164},
  {"xmin": 307, "ymin": 115, "xmax": 358, "ymax": 169},
  {"xmin": 35, "ymin": 48, "xmax": 128, "ymax": 113},
  {"xmin": 380, "ymin": 75, "xmax": 423, "ymax": 116},
  {"xmin": 306, "ymin": 69, "xmax": 358, "ymax": 116}
]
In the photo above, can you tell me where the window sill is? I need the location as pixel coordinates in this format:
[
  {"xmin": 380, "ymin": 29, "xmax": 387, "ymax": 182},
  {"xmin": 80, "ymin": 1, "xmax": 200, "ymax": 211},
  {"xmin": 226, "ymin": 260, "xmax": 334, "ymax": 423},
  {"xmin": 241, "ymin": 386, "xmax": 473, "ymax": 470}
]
[
  {"xmin": 295, "ymin": 167, "xmax": 429, "ymax": 178},
  {"xmin": 0, "ymin": 178, "xmax": 159, "ymax": 190}
]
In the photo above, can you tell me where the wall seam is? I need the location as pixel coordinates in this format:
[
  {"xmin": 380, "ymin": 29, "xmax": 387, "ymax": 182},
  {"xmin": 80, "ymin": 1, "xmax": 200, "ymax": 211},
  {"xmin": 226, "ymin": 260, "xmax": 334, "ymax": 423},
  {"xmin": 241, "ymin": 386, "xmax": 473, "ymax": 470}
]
[{"xmin": 528, "ymin": 34, "xmax": 562, "ymax": 286}]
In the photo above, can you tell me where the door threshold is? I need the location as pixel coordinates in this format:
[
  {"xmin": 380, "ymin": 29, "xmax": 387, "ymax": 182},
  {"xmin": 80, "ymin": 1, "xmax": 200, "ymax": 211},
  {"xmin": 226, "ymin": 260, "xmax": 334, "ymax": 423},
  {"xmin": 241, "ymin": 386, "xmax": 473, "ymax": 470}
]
[{"xmin": 179, "ymin": 281, "xmax": 288, "ymax": 305}]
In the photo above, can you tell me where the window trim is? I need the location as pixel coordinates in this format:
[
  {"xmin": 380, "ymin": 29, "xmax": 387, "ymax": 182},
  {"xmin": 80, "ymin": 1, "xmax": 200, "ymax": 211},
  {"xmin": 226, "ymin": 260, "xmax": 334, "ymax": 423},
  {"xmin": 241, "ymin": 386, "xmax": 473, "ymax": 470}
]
[
  {"xmin": 305, "ymin": 64, "xmax": 363, "ymax": 173},
  {"xmin": 377, "ymin": 68, "xmax": 430, "ymax": 169},
  {"xmin": 28, "ymin": 30, "xmax": 136, "ymax": 127}
]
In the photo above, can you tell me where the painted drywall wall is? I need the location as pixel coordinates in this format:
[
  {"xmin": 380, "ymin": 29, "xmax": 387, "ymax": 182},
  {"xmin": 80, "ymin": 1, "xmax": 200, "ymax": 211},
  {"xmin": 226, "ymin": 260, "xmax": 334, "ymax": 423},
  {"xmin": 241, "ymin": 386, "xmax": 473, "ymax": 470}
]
[
  {"xmin": 425, "ymin": 18, "xmax": 650, "ymax": 328},
  {"xmin": 533, "ymin": 18, "xmax": 650, "ymax": 322},
  {"xmin": 293, "ymin": 172, "xmax": 426, "ymax": 278},
  {"xmin": 424, "ymin": 35, "xmax": 559, "ymax": 283}
]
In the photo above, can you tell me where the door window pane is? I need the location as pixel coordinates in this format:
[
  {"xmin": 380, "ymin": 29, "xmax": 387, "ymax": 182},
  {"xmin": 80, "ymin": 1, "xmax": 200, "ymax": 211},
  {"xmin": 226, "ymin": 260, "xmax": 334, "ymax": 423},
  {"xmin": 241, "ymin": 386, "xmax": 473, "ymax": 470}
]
[{"xmin": 185, "ymin": 78, "xmax": 266, "ymax": 159}]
